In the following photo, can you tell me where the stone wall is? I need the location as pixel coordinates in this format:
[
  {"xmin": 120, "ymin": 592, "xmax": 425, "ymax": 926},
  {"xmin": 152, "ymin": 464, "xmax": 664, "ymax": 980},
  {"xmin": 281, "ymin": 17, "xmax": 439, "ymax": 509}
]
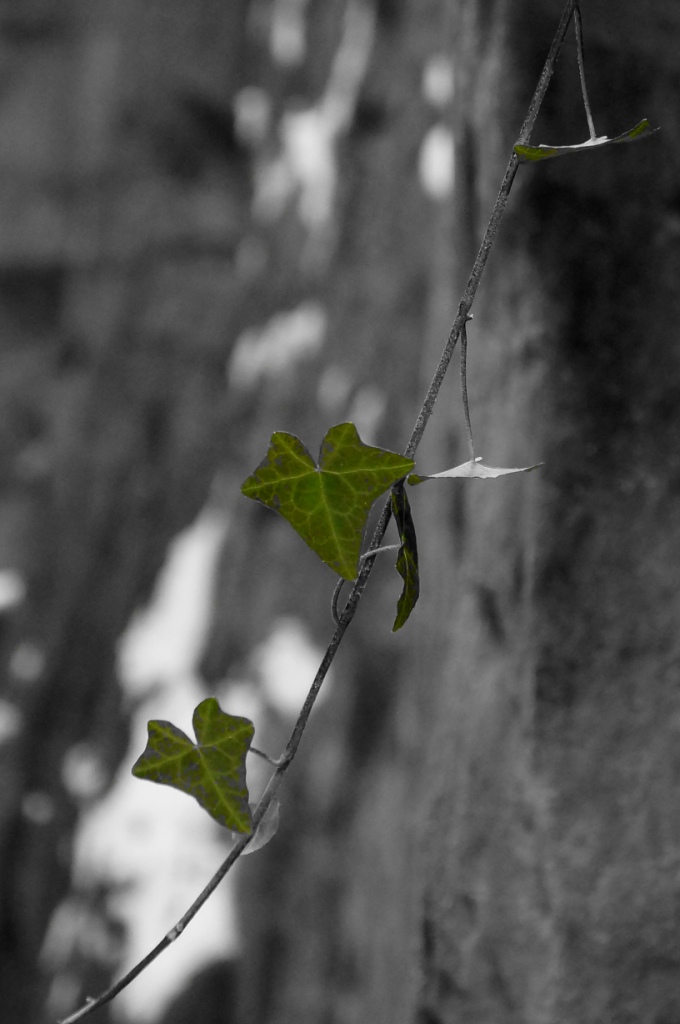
[
  {"xmin": 232, "ymin": 2, "xmax": 680, "ymax": 1022},
  {"xmin": 1, "ymin": 1, "xmax": 678, "ymax": 1021}
]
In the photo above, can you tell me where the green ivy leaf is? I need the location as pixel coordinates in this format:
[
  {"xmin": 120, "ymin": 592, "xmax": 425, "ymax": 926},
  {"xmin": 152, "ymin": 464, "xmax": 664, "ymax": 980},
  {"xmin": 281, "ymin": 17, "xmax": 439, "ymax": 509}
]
[
  {"xmin": 132, "ymin": 698, "xmax": 254, "ymax": 833},
  {"xmin": 514, "ymin": 118, "xmax": 658, "ymax": 162},
  {"xmin": 409, "ymin": 457, "xmax": 543, "ymax": 484},
  {"xmin": 391, "ymin": 483, "xmax": 419, "ymax": 632},
  {"xmin": 241, "ymin": 422, "xmax": 415, "ymax": 580}
]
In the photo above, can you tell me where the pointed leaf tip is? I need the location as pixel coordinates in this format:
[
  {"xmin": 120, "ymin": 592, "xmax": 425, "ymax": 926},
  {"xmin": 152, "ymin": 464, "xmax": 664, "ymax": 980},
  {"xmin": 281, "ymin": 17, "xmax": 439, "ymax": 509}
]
[
  {"xmin": 132, "ymin": 697, "xmax": 254, "ymax": 833},
  {"xmin": 241, "ymin": 422, "xmax": 414, "ymax": 580}
]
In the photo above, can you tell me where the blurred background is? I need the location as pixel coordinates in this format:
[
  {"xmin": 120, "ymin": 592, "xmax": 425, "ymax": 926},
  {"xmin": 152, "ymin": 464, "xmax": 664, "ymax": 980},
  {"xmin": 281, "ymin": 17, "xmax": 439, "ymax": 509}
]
[{"xmin": 1, "ymin": 1, "xmax": 680, "ymax": 1022}]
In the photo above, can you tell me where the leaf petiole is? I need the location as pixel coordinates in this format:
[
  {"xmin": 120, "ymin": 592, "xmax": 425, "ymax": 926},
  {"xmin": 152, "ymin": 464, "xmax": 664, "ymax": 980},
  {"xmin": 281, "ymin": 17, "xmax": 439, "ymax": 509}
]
[
  {"xmin": 460, "ymin": 320, "xmax": 475, "ymax": 462},
  {"xmin": 331, "ymin": 543, "xmax": 403, "ymax": 626},
  {"xmin": 249, "ymin": 746, "xmax": 282, "ymax": 768},
  {"xmin": 574, "ymin": 6, "xmax": 597, "ymax": 140},
  {"xmin": 359, "ymin": 543, "xmax": 402, "ymax": 562}
]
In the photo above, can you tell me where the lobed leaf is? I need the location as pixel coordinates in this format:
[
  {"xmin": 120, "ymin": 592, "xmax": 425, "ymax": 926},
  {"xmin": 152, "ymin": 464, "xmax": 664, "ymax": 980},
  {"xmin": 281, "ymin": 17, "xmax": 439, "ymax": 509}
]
[
  {"xmin": 132, "ymin": 698, "xmax": 254, "ymax": 833},
  {"xmin": 514, "ymin": 118, "xmax": 658, "ymax": 163},
  {"xmin": 409, "ymin": 456, "xmax": 543, "ymax": 484},
  {"xmin": 391, "ymin": 483, "xmax": 420, "ymax": 631},
  {"xmin": 241, "ymin": 422, "xmax": 415, "ymax": 580}
]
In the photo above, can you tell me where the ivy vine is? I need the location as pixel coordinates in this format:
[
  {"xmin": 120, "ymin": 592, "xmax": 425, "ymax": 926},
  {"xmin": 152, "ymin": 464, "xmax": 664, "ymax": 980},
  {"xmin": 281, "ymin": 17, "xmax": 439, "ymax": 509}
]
[{"xmin": 59, "ymin": 3, "xmax": 658, "ymax": 1020}]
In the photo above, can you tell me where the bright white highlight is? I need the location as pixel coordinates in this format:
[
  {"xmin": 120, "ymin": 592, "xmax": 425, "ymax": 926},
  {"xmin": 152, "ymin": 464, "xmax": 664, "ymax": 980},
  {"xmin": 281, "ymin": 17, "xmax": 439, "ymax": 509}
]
[
  {"xmin": 61, "ymin": 742, "xmax": 108, "ymax": 801},
  {"xmin": 0, "ymin": 699, "xmax": 22, "ymax": 745},
  {"xmin": 418, "ymin": 124, "xmax": 455, "ymax": 201},
  {"xmin": 254, "ymin": 617, "xmax": 329, "ymax": 718},
  {"xmin": 228, "ymin": 301, "xmax": 327, "ymax": 390},
  {"xmin": 0, "ymin": 569, "xmax": 26, "ymax": 612},
  {"xmin": 254, "ymin": 1, "xmax": 376, "ymax": 240},
  {"xmin": 270, "ymin": 0, "xmax": 310, "ymax": 66},
  {"xmin": 422, "ymin": 54, "xmax": 455, "ymax": 108},
  {"xmin": 49, "ymin": 510, "xmax": 233, "ymax": 1023},
  {"xmin": 119, "ymin": 510, "xmax": 227, "ymax": 693},
  {"xmin": 347, "ymin": 386, "xmax": 387, "ymax": 446}
]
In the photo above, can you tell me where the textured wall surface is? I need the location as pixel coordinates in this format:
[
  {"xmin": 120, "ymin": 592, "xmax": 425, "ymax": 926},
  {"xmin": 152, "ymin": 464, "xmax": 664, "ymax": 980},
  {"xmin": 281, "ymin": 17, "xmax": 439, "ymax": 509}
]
[
  {"xmin": 231, "ymin": 2, "xmax": 680, "ymax": 1023},
  {"xmin": 0, "ymin": 1, "xmax": 678, "ymax": 1022}
]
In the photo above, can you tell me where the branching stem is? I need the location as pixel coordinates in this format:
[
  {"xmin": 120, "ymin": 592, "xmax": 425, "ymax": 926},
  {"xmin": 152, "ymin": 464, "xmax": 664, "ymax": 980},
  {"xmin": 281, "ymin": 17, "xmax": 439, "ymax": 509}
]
[
  {"xmin": 58, "ymin": 3, "xmax": 578, "ymax": 1020},
  {"xmin": 249, "ymin": 746, "xmax": 280, "ymax": 767}
]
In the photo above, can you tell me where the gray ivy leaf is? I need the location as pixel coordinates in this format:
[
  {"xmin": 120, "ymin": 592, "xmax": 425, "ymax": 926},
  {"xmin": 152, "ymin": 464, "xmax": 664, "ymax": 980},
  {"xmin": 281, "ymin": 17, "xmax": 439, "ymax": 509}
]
[
  {"xmin": 409, "ymin": 457, "xmax": 543, "ymax": 484},
  {"xmin": 514, "ymin": 118, "xmax": 658, "ymax": 163},
  {"xmin": 230, "ymin": 797, "xmax": 280, "ymax": 855}
]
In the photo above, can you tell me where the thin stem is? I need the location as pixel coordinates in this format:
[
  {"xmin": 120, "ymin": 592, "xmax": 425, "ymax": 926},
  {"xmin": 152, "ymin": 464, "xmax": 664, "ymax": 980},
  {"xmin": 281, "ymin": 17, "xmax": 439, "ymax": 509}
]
[
  {"xmin": 57, "ymin": 835, "xmax": 254, "ymax": 1023},
  {"xmin": 249, "ymin": 746, "xmax": 280, "ymax": 767},
  {"xmin": 460, "ymin": 322, "xmax": 475, "ymax": 462},
  {"xmin": 516, "ymin": 0, "xmax": 578, "ymax": 147},
  {"xmin": 359, "ymin": 543, "xmax": 401, "ymax": 562},
  {"xmin": 331, "ymin": 576, "xmax": 345, "ymax": 626},
  {"xmin": 332, "ymin": 543, "xmax": 402, "ymax": 627},
  {"xmin": 406, "ymin": 0, "xmax": 578, "ymax": 462},
  {"xmin": 58, "ymin": 4, "xmax": 578, "ymax": 1020},
  {"xmin": 574, "ymin": 6, "xmax": 597, "ymax": 140}
]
